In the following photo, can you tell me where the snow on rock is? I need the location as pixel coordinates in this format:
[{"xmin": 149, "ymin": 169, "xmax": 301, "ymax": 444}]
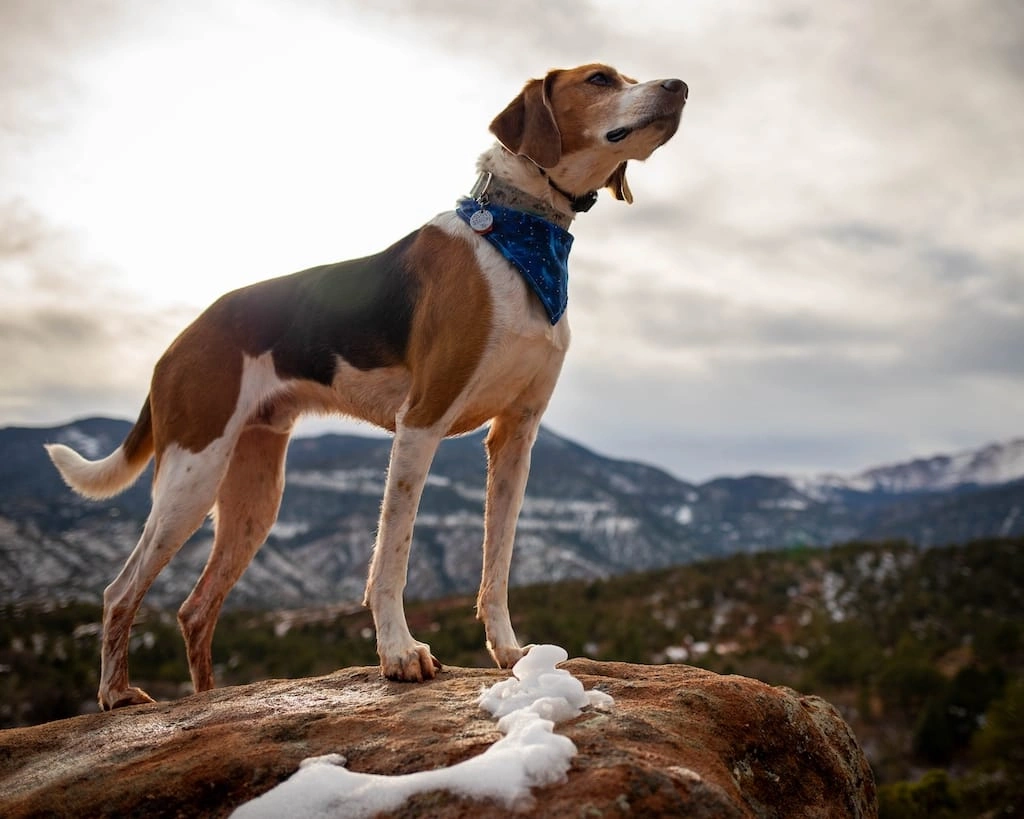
[
  {"xmin": 479, "ymin": 644, "xmax": 614, "ymax": 720},
  {"xmin": 231, "ymin": 645, "xmax": 612, "ymax": 819},
  {"xmin": 0, "ymin": 659, "xmax": 877, "ymax": 817}
]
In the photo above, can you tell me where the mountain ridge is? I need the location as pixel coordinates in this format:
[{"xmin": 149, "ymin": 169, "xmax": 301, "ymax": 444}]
[
  {"xmin": 796, "ymin": 437, "xmax": 1024, "ymax": 496},
  {"xmin": 2, "ymin": 418, "xmax": 1022, "ymax": 609},
  {"xmin": 21, "ymin": 415, "xmax": 1024, "ymax": 492}
]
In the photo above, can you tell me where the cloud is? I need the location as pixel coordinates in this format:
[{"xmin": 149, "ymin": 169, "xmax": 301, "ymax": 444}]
[
  {"xmin": 0, "ymin": 1, "xmax": 141, "ymax": 155},
  {"xmin": 0, "ymin": 0, "xmax": 1021, "ymax": 481},
  {"xmin": 0, "ymin": 200, "xmax": 190, "ymax": 423}
]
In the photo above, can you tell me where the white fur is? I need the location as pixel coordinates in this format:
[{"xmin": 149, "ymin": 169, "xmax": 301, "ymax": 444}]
[{"xmin": 45, "ymin": 444, "xmax": 143, "ymax": 500}]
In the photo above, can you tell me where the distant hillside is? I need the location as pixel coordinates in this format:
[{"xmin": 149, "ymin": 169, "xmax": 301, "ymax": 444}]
[
  {"xmin": 3, "ymin": 538, "xmax": 1022, "ymax": 816},
  {"xmin": 1, "ymin": 418, "xmax": 1023, "ymax": 608}
]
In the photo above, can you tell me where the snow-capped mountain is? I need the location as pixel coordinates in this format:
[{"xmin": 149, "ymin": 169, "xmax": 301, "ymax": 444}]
[
  {"xmin": 1, "ymin": 419, "xmax": 1022, "ymax": 609},
  {"xmin": 855, "ymin": 439, "xmax": 1024, "ymax": 492},
  {"xmin": 798, "ymin": 439, "xmax": 1024, "ymax": 496}
]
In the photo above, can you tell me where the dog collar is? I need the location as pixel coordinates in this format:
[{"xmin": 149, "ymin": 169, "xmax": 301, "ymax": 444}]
[
  {"xmin": 467, "ymin": 171, "xmax": 572, "ymax": 230},
  {"xmin": 540, "ymin": 171, "xmax": 599, "ymax": 213},
  {"xmin": 456, "ymin": 196, "xmax": 573, "ymax": 325}
]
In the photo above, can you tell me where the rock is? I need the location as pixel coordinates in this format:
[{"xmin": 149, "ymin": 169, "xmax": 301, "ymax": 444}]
[{"xmin": 0, "ymin": 660, "xmax": 876, "ymax": 818}]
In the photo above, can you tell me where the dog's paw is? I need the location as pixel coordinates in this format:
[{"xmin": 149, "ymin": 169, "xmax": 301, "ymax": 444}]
[
  {"xmin": 99, "ymin": 685, "xmax": 156, "ymax": 711},
  {"xmin": 488, "ymin": 642, "xmax": 534, "ymax": 669},
  {"xmin": 380, "ymin": 643, "xmax": 442, "ymax": 682}
]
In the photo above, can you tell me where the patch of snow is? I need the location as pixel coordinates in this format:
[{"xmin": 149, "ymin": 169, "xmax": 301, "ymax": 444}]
[
  {"xmin": 794, "ymin": 438, "xmax": 1024, "ymax": 496},
  {"xmin": 270, "ymin": 521, "xmax": 310, "ymax": 540},
  {"xmin": 413, "ymin": 511, "xmax": 485, "ymax": 529},
  {"xmin": 595, "ymin": 516, "xmax": 639, "ymax": 536},
  {"xmin": 999, "ymin": 505, "xmax": 1020, "ymax": 537},
  {"xmin": 231, "ymin": 645, "xmax": 612, "ymax": 819},
  {"xmin": 522, "ymin": 497, "xmax": 612, "ymax": 517},
  {"xmin": 606, "ymin": 472, "xmax": 643, "ymax": 494},
  {"xmin": 479, "ymin": 644, "xmax": 613, "ymax": 719},
  {"xmin": 286, "ymin": 470, "xmax": 384, "ymax": 495},
  {"xmin": 675, "ymin": 505, "xmax": 693, "ymax": 525},
  {"xmin": 452, "ymin": 484, "xmax": 486, "ymax": 502},
  {"xmin": 964, "ymin": 440, "xmax": 1024, "ymax": 485},
  {"xmin": 855, "ymin": 550, "xmax": 901, "ymax": 584},
  {"xmin": 58, "ymin": 427, "xmax": 105, "ymax": 459},
  {"xmin": 758, "ymin": 497, "xmax": 809, "ymax": 511},
  {"xmin": 822, "ymin": 572, "xmax": 850, "ymax": 622}
]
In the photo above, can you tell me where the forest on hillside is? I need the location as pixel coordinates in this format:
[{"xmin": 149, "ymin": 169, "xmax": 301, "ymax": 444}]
[{"xmin": 2, "ymin": 537, "xmax": 1022, "ymax": 817}]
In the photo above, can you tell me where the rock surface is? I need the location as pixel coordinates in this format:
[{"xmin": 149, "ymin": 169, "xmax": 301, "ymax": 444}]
[{"xmin": 0, "ymin": 660, "xmax": 876, "ymax": 818}]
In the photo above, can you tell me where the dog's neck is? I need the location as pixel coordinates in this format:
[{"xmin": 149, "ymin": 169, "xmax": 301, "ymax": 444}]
[{"xmin": 474, "ymin": 145, "xmax": 599, "ymax": 230}]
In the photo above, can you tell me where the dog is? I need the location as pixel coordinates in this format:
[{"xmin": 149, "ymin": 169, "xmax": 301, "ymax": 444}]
[{"xmin": 46, "ymin": 63, "xmax": 687, "ymax": 709}]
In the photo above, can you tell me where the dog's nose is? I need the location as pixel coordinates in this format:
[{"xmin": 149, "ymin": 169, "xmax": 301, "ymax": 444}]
[{"xmin": 662, "ymin": 78, "xmax": 688, "ymax": 100}]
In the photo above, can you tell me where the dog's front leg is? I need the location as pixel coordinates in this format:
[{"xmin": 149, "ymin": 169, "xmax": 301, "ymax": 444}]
[
  {"xmin": 477, "ymin": 405, "xmax": 547, "ymax": 669},
  {"xmin": 364, "ymin": 418, "xmax": 443, "ymax": 681}
]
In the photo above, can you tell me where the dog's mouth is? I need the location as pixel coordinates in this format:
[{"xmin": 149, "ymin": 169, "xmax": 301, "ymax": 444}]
[
  {"xmin": 605, "ymin": 111, "xmax": 683, "ymax": 145},
  {"xmin": 606, "ymin": 79, "xmax": 687, "ymax": 145}
]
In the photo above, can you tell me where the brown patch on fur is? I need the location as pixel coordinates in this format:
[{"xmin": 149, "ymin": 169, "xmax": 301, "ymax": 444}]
[
  {"xmin": 122, "ymin": 397, "xmax": 155, "ymax": 469},
  {"xmin": 150, "ymin": 309, "xmax": 244, "ymax": 460},
  {"xmin": 445, "ymin": 407, "xmax": 502, "ymax": 438},
  {"xmin": 485, "ymin": 407, "xmax": 532, "ymax": 461},
  {"xmin": 545, "ymin": 64, "xmax": 635, "ymax": 155},
  {"xmin": 402, "ymin": 227, "xmax": 493, "ymax": 429},
  {"xmin": 490, "ymin": 73, "xmax": 562, "ymax": 169},
  {"xmin": 604, "ymin": 162, "xmax": 633, "ymax": 203}
]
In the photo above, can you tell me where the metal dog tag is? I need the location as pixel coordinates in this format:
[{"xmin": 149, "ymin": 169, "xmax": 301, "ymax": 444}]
[{"xmin": 469, "ymin": 208, "xmax": 494, "ymax": 234}]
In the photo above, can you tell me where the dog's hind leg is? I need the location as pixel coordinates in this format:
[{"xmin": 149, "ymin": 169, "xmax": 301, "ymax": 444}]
[
  {"xmin": 98, "ymin": 443, "xmax": 230, "ymax": 710},
  {"xmin": 364, "ymin": 417, "xmax": 445, "ymax": 682},
  {"xmin": 178, "ymin": 425, "xmax": 290, "ymax": 694}
]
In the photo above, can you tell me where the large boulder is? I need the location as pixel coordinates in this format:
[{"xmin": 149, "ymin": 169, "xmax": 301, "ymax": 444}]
[{"xmin": 0, "ymin": 660, "xmax": 875, "ymax": 817}]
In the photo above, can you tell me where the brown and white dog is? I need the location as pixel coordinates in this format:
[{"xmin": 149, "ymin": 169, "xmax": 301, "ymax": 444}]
[{"xmin": 46, "ymin": 64, "xmax": 687, "ymax": 710}]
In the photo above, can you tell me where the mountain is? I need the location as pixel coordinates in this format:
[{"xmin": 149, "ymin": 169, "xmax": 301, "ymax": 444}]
[
  {"xmin": 800, "ymin": 438, "xmax": 1024, "ymax": 494},
  {"xmin": 1, "ymin": 419, "xmax": 1023, "ymax": 609}
]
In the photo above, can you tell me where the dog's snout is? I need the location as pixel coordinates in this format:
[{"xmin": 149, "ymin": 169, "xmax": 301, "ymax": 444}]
[{"xmin": 662, "ymin": 78, "xmax": 688, "ymax": 100}]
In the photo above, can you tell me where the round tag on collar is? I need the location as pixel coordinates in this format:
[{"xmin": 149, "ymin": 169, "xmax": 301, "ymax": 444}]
[{"xmin": 469, "ymin": 208, "xmax": 494, "ymax": 234}]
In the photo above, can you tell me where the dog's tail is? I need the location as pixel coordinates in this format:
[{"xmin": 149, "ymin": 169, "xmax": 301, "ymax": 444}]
[{"xmin": 45, "ymin": 397, "xmax": 155, "ymax": 500}]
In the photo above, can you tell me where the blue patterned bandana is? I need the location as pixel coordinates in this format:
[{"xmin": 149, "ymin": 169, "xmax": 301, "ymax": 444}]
[{"xmin": 456, "ymin": 197, "xmax": 573, "ymax": 325}]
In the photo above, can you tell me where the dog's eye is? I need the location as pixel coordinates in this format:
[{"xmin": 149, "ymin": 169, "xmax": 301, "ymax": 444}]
[{"xmin": 587, "ymin": 72, "xmax": 612, "ymax": 87}]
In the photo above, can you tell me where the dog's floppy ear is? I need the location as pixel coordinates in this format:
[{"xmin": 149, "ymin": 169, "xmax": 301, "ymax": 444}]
[
  {"xmin": 605, "ymin": 162, "xmax": 633, "ymax": 204},
  {"xmin": 489, "ymin": 72, "xmax": 562, "ymax": 169}
]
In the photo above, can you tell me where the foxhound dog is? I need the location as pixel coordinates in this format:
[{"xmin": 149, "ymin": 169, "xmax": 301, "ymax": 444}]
[{"xmin": 47, "ymin": 63, "xmax": 687, "ymax": 710}]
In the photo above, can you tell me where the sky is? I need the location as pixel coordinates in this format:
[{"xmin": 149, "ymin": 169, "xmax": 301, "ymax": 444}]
[{"xmin": 2, "ymin": 0, "xmax": 1022, "ymax": 482}]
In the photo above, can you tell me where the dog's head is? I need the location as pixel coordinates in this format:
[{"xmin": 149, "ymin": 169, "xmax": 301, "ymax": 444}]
[{"xmin": 490, "ymin": 64, "xmax": 687, "ymax": 204}]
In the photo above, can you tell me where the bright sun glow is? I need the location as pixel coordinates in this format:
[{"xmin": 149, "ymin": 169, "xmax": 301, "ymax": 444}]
[{"xmin": 19, "ymin": 5, "xmax": 493, "ymax": 311}]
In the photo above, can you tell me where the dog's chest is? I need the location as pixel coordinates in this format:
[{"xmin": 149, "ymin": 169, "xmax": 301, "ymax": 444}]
[{"xmin": 435, "ymin": 212, "xmax": 570, "ymax": 427}]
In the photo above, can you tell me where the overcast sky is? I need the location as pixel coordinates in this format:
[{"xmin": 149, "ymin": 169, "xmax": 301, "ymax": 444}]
[{"xmin": 2, "ymin": 0, "xmax": 1021, "ymax": 482}]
